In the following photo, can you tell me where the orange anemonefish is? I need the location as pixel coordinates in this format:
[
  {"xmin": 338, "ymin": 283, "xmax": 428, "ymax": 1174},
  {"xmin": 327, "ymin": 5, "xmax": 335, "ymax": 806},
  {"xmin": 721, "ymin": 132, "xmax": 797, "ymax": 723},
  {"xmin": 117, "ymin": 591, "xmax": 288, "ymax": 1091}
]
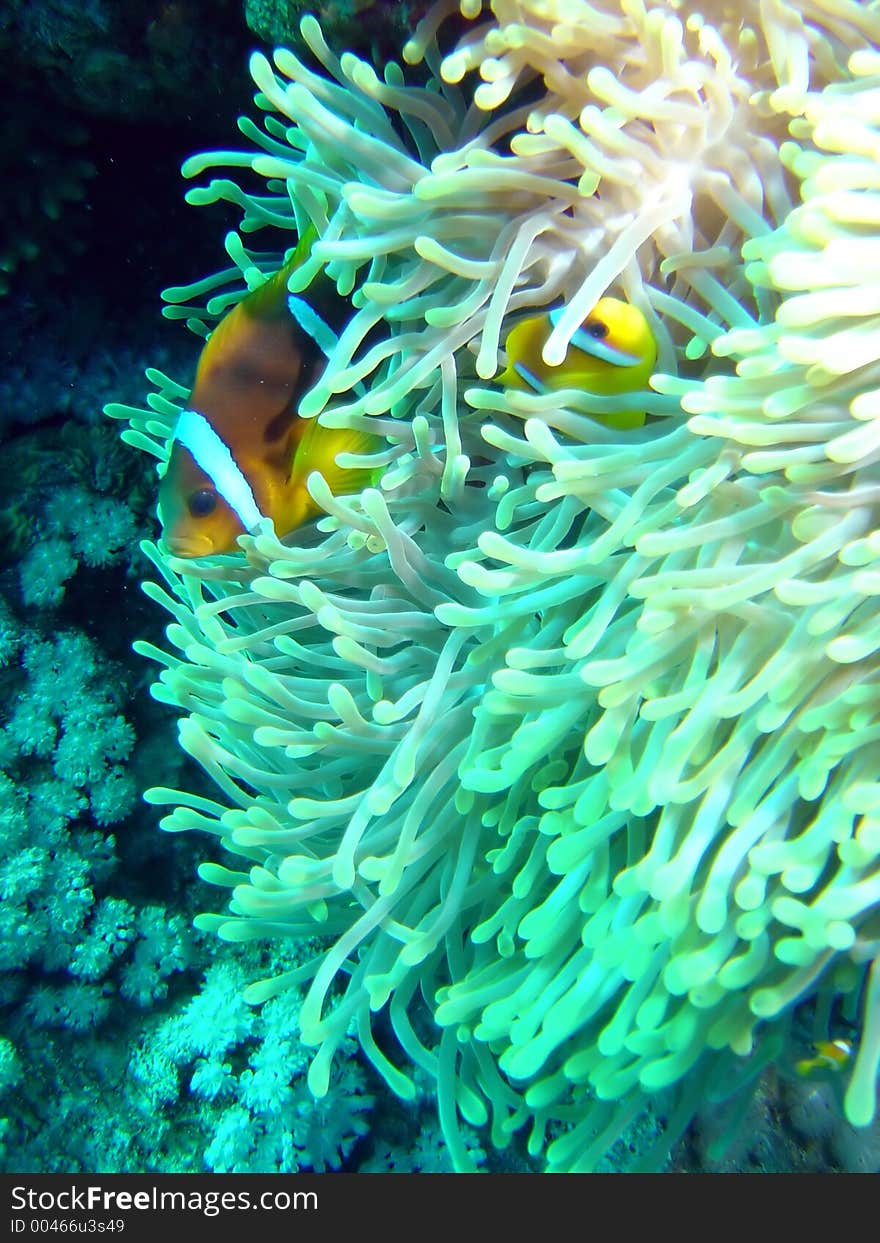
[
  {"xmin": 794, "ymin": 1038, "xmax": 854, "ymax": 1078},
  {"xmin": 159, "ymin": 227, "xmax": 378, "ymax": 557},
  {"xmin": 498, "ymin": 296, "xmax": 657, "ymax": 430}
]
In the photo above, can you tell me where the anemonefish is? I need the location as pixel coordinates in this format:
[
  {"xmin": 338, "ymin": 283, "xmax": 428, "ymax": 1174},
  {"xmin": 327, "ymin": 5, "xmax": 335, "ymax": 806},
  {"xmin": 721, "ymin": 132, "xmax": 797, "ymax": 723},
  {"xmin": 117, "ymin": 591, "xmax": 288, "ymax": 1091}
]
[
  {"xmin": 794, "ymin": 1038, "xmax": 854, "ymax": 1078},
  {"xmin": 159, "ymin": 229, "xmax": 378, "ymax": 557},
  {"xmin": 498, "ymin": 297, "xmax": 657, "ymax": 430}
]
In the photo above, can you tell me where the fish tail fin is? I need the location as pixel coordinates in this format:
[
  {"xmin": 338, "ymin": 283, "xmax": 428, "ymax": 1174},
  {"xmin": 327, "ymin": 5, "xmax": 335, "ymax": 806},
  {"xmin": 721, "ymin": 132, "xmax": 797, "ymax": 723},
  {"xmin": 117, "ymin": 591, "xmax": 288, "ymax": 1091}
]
[{"xmin": 293, "ymin": 419, "xmax": 382, "ymax": 499}]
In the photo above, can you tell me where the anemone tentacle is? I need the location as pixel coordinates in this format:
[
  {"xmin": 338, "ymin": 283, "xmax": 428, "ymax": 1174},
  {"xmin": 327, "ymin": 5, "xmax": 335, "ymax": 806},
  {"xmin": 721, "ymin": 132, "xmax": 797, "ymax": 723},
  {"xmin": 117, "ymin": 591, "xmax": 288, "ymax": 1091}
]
[{"xmin": 107, "ymin": 0, "xmax": 880, "ymax": 1171}]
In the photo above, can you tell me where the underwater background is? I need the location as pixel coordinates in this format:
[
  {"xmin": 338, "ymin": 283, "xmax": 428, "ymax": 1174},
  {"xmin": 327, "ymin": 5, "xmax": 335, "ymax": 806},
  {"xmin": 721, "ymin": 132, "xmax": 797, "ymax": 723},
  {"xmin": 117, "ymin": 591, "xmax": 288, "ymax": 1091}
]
[{"xmin": 1, "ymin": 0, "xmax": 879, "ymax": 1174}]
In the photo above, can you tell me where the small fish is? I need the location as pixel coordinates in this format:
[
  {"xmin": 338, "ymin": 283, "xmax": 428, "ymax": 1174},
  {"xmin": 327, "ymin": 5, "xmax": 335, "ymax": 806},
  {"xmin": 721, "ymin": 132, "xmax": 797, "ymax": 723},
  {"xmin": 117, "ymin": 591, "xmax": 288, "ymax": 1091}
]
[
  {"xmin": 794, "ymin": 1038, "xmax": 854, "ymax": 1078},
  {"xmin": 498, "ymin": 297, "xmax": 657, "ymax": 430},
  {"xmin": 159, "ymin": 230, "xmax": 377, "ymax": 557}
]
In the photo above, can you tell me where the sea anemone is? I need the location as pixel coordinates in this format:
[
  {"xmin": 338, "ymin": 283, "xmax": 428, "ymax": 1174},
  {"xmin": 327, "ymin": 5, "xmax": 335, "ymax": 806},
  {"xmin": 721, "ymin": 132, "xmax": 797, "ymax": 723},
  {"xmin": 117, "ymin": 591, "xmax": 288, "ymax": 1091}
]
[{"xmin": 108, "ymin": 0, "xmax": 880, "ymax": 1170}]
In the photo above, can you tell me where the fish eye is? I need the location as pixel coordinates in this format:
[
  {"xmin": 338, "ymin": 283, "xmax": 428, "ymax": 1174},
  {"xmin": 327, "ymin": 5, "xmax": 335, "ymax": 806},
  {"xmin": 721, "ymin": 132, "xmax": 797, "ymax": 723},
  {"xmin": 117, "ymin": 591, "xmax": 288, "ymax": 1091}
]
[
  {"xmin": 188, "ymin": 488, "xmax": 218, "ymax": 518},
  {"xmin": 584, "ymin": 320, "xmax": 609, "ymax": 339}
]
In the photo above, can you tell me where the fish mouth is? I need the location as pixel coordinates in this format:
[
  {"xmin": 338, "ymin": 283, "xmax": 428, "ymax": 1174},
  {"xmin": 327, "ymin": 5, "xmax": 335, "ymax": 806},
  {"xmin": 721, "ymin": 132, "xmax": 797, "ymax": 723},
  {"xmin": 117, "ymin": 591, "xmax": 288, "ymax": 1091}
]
[{"xmin": 163, "ymin": 533, "xmax": 216, "ymax": 558}]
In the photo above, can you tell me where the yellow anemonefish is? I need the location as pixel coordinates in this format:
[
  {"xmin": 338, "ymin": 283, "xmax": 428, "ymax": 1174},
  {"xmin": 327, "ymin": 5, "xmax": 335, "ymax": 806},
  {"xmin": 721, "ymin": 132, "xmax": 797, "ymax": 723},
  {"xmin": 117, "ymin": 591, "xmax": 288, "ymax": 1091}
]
[
  {"xmin": 159, "ymin": 229, "xmax": 378, "ymax": 557},
  {"xmin": 794, "ymin": 1038, "xmax": 854, "ymax": 1078},
  {"xmin": 498, "ymin": 297, "xmax": 657, "ymax": 430}
]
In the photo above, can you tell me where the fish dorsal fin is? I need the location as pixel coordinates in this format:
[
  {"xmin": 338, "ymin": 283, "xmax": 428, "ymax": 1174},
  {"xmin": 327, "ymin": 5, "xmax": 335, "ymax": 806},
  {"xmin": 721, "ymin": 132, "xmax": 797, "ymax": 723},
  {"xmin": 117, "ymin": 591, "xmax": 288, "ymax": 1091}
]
[{"xmin": 244, "ymin": 223, "xmax": 319, "ymax": 321}]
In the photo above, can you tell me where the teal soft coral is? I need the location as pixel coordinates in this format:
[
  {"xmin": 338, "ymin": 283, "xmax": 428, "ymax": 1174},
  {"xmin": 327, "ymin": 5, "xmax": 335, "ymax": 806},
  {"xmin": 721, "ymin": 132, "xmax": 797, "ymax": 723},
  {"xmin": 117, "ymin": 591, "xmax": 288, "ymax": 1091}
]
[{"xmin": 108, "ymin": 0, "xmax": 880, "ymax": 1171}]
